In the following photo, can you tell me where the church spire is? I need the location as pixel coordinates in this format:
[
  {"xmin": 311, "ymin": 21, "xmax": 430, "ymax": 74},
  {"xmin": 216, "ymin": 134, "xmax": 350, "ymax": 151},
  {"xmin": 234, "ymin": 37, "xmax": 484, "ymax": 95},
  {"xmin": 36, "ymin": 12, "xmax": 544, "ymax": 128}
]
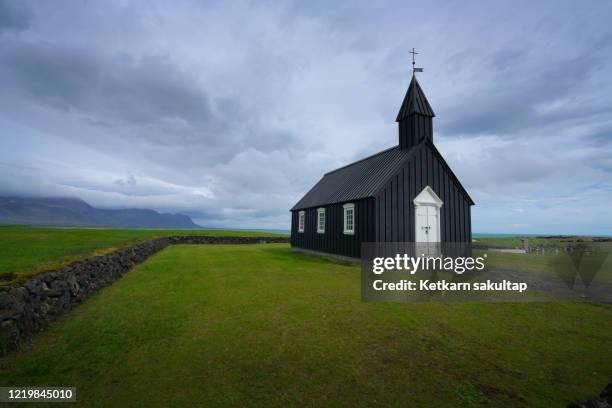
[
  {"xmin": 396, "ymin": 74, "xmax": 435, "ymax": 121},
  {"xmin": 397, "ymin": 50, "xmax": 435, "ymax": 150},
  {"xmin": 397, "ymin": 74, "xmax": 435, "ymax": 149}
]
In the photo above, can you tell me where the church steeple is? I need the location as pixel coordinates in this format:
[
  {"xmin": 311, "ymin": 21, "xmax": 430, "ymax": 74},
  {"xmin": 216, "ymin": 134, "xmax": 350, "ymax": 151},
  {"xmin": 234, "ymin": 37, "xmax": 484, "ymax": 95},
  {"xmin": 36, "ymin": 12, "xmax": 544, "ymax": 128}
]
[{"xmin": 396, "ymin": 74, "xmax": 435, "ymax": 150}]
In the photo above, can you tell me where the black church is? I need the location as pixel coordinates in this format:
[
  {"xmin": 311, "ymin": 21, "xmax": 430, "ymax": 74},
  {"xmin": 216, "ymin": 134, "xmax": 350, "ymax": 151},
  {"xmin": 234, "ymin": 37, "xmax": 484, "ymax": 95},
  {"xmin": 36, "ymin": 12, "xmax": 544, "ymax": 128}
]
[{"xmin": 290, "ymin": 70, "xmax": 474, "ymax": 260}]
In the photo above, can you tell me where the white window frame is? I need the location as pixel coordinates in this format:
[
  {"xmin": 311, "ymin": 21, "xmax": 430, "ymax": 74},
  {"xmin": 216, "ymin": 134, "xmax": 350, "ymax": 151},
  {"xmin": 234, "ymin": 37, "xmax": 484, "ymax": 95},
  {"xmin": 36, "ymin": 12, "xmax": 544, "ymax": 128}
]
[
  {"xmin": 343, "ymin": 203, "xmax": 355, "ymax": 235},
  {"xmin": 316, "ymin": 208, "xmax": 325, "ymax": 234},
  {"xmin": 298, "ymin": 211, "xmax": 305, "ymax": 233}
]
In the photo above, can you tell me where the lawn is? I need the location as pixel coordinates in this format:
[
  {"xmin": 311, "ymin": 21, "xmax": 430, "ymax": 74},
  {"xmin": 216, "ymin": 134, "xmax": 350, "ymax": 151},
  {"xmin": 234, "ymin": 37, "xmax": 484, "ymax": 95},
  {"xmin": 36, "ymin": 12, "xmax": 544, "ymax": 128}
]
[
  {"xmin": 1, "ymin": 244, "xmax": 611, "ymax": 407},
  {"xmin": 0, "ymin": 225, "xmax": 285, "ymax": 285}
]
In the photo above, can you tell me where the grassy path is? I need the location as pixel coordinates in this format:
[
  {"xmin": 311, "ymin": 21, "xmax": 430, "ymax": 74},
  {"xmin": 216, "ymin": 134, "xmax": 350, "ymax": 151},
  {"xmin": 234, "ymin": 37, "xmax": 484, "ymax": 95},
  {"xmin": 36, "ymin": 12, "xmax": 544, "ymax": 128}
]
[{"xmin": 1, "ymin": 244, "xmax": 611, "ymax": 407}]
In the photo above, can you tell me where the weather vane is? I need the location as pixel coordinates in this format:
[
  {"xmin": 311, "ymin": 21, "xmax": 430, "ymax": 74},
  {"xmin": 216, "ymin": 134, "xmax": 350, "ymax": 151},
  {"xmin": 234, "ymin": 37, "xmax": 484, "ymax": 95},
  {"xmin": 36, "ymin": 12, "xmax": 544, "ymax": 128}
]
[{"xmin": 410, "ymin": 48, "xmax": 423, "ymax": 74}]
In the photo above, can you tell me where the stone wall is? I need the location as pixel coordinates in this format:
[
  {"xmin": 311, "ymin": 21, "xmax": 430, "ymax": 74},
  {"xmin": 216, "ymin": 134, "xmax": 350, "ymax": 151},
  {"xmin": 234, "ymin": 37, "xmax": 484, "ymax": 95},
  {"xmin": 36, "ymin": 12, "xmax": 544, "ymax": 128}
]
[
  {"xmin": 567, "ymin": 382, "xmax": 612, "ymax": 407},
  {"xmin": 0, "ymin": 236, "xmax": 288, "ymax": 354}
]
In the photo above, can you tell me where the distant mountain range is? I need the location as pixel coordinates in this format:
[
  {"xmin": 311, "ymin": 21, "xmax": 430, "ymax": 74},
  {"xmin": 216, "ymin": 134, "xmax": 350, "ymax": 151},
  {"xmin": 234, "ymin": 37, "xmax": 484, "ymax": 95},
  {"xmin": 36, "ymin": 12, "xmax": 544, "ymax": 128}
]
[{"xmin": 0, "ymin": 197, "xmax": 201, "ymax": 229}]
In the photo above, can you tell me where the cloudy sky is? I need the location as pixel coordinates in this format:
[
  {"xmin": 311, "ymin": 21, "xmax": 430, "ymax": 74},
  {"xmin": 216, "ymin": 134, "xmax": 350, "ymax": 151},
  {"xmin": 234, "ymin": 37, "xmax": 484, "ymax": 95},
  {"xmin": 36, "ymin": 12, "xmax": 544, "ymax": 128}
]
[{"xmin": 0, "ymin": 0, "xmax": 611, "ymax": 234}]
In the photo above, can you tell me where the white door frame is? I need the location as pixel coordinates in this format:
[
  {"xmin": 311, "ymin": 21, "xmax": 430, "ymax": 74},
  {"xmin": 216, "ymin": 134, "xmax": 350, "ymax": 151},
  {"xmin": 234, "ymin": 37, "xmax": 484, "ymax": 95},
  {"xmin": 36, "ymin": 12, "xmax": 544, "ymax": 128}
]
[{"xmin": 413, "ymin": 185, "xmax": 443, "ymax": 243}]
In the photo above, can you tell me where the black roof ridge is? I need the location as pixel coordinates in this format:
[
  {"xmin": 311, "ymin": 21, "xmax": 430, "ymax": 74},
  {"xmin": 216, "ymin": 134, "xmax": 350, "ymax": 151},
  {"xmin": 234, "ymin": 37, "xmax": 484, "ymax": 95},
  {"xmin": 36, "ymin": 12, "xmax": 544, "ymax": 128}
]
[{"xmin": 323, "ymin": 145, "xmax": 398, "ymax": 176}]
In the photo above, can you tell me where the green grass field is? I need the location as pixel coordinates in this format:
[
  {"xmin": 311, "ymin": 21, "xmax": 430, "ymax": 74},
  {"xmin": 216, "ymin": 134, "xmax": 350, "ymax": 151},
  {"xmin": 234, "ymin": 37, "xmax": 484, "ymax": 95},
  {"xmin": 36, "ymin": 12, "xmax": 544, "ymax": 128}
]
[
  {"xmin": 1, "ymin": 244, "xmax": 611, "ymax": 407},
  {"xmin": 0, "ymin": 225, "xmax": 285, "ymax": 285},
  {"xmin": 472, "ymin": 234, "xmax": 604, "ymax": 249},
  {"xmin": 3, "ymin": 225, "xmax": 609, "ymax": 288}
]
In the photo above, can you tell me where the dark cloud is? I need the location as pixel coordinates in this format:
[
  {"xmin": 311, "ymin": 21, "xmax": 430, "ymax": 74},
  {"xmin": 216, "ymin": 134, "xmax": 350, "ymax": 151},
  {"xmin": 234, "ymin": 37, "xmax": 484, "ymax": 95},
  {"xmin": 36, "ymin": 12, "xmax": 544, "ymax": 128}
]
[
  {"xmin": 438, "ymin": 42, "xmax": 612, "ymax": 136},
  {"xmin": 583, "ymin": 123, "xmax": 612, "ymax": 147},
  {"xmin": 0, "ymin": 41, "xmax": 224, "ymax": 142},
  {"xmin": 0, "ymin": 36, "xmax": 301, "ymax": 169},
  {"xmin": 0, "ymin": 0, "xmax": 31, "ymax": 33}
]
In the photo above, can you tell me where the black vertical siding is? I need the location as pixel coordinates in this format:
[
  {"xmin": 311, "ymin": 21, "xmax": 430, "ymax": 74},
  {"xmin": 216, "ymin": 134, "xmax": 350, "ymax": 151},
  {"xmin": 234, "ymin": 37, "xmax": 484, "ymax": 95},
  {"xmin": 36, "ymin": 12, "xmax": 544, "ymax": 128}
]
[
  {"xmin": 398, "ymin": 168, "xmax": 404, "ymax": 242},
  {"xmin": 375, "ymin": 143, "xmax": 472, "ymax": 243},
  {"xmin": 291, "ymin": 143, "xmax": 472, "ymax": 259},
  {"xmin": 408, "ymin": 159, "xmax": 415, "ymax": 241},
  {"xmin": 290, "ymin": 198, "xmax": 375, "ymax": 258},
  {"xmin": 398, "ymin": 115, "xmax": 433, "ymax": 150}
]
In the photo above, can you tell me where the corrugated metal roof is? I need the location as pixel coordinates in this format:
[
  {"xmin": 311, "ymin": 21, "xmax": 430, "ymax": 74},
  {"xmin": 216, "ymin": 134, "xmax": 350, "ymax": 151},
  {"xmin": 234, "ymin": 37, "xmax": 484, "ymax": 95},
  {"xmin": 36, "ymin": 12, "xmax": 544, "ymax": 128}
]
[
  {"xmin": 291, "ymin": 146, "xmax": 413, "ymax": 210},
  {"xmin": 395, "ymin": 75, "xmax": 435, "ymax": 121},
  {"xmin": 291, "ymin": 140, "xmax": 475, "ymax": 211}
]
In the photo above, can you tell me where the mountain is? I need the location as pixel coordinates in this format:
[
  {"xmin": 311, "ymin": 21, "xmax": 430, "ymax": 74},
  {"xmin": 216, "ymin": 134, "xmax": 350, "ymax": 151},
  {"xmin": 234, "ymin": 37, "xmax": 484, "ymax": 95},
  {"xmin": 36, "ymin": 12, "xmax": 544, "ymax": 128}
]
[{"xmin": 0, "ymin": 197, "xmax": 201, "ymax": 228}]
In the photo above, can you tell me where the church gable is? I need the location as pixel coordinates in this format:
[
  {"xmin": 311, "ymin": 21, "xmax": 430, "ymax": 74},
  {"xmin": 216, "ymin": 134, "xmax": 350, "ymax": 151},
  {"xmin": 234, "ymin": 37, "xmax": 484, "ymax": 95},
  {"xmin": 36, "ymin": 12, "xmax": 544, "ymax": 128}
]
[
  {"xmin": 425, "ymin": 142, "xmax": 474, "ymax": 206},
  {"xmin": 373, "ymin": 141, "xmax": 473, "ymax": 207},
  {"xmin": 373, "ymin": 140, "xmax": 473, "ymax": 243}
]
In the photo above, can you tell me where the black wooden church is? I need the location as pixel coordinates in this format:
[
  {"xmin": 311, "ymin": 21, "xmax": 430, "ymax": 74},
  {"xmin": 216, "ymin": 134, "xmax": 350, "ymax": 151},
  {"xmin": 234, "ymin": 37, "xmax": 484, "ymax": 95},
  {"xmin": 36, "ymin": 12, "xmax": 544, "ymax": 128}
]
[{"xmin": 290, "ymin": 69, "xmax": 474, "ymax": 260}]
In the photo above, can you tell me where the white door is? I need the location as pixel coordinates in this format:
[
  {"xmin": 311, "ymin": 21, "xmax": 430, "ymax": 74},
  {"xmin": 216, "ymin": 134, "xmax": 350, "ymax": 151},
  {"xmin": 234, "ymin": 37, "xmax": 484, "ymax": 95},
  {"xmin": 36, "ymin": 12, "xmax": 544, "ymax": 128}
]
[{"xmin": 415, "ymin": 205, "xmax": 439, "ymax": 243}]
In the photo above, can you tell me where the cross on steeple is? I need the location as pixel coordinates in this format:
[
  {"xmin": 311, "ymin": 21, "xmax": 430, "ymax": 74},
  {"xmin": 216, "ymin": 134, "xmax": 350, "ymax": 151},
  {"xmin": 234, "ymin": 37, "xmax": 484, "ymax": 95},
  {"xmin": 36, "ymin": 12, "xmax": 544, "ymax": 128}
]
[
  {"xmin": 410, "ymin": 48, "xmax": 418, "ymax": 70},
  {"xmin": 410, "ymin": 47, "xmax": 423, "ymax": 74}
]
